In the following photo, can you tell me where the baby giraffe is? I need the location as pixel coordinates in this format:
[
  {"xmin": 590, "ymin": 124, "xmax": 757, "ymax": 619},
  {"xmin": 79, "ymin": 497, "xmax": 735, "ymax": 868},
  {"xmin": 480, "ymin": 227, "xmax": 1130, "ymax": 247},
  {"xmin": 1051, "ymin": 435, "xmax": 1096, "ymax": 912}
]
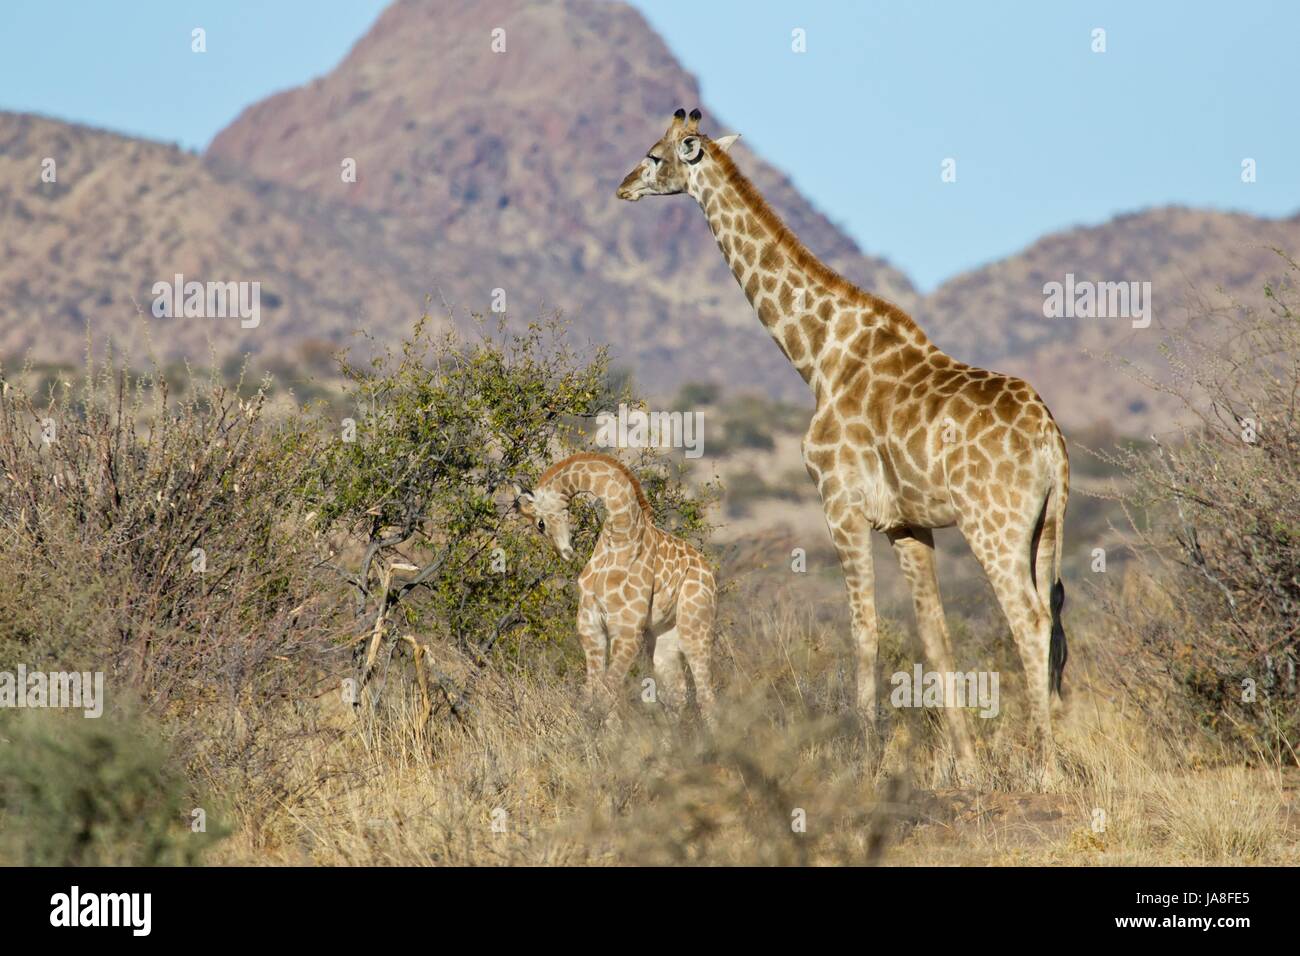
[{"xmin": 514, "ymin": 452, "xmax": 717, "ymax": 719}]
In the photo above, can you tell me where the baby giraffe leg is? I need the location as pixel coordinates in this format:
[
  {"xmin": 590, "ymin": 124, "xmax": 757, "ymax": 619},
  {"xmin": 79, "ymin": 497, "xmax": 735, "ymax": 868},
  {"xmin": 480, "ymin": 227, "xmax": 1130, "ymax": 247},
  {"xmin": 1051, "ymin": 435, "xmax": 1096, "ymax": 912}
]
[
  {"xmin": 602, "ymin": 612, "xmax": 646, "ymax": 716},
  {"xmin": 576, "ymin": 598, "xmax": 607, "ymax": 710},
  {"xmin": 651, "ymin": 625, "xmax": 686, "ymax": 712},
  {"xmin": 676, "ymin": 577, "xmax": 717, "ymax": 724}
]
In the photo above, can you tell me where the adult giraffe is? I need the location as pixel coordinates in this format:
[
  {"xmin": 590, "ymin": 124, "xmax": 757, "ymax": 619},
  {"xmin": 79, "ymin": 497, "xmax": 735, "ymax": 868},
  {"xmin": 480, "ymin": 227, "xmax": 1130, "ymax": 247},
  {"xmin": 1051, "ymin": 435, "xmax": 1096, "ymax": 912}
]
[{"xmin": 617, "ymin": 109, "xmax": 1069, "ymax": 774}]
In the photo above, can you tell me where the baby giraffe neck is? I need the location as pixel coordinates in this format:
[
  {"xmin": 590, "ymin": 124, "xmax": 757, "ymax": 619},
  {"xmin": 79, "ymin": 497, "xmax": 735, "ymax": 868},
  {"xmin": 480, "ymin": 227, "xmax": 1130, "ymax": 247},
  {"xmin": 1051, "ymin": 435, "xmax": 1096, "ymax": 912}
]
[{"xmin": 538, "ymin": 453, "xmax": 649, "ymax": 540}]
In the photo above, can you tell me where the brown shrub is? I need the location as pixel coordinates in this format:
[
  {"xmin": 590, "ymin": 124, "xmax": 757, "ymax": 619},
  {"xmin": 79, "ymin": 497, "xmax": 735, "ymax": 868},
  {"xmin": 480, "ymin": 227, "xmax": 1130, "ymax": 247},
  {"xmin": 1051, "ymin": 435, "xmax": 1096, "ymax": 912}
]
[{"xmin": 1097, "ymin": 257, "xmax": 1300, "ymax": 763}]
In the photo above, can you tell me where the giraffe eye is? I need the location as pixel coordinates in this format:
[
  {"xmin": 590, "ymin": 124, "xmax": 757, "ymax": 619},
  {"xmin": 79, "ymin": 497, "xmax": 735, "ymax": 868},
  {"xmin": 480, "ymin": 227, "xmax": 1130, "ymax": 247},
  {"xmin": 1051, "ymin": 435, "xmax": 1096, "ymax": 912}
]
[
  {"xmin": 646, "ymin": 154, "xmax": 663, "ymax": 165},
  {"xmin": 537, "ymin": 519, "xmax": 546, "ymax": 532}
]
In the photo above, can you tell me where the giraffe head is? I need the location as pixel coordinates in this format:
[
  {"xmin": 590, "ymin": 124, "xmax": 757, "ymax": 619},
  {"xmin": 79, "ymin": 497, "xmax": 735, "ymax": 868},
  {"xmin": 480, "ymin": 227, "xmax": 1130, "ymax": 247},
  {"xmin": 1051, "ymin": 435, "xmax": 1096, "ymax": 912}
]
[
  {"xmin": 512, "ymin": 484, "xmax": 575, "ymax": 561},
  {"xmin": 616, "ymin": 107, "xmax": 740, "ymax": 202}
]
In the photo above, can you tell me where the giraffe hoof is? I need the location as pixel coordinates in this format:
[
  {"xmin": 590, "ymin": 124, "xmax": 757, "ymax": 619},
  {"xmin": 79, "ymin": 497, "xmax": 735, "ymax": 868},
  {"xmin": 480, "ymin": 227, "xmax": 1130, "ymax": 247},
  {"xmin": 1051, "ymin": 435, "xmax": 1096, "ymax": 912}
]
[{"xmin": 953, "ymin": 760, "xmax": 978, "ymax": 788}]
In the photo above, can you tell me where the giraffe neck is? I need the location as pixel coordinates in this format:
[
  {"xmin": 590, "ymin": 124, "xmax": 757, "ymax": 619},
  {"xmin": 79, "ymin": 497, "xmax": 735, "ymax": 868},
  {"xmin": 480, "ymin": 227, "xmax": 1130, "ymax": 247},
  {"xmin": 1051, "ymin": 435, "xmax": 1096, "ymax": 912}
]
[
  {"xmin": 538, "ymin": 453, "xmax": 650, "ymax": 542},
  {"xmin": 686, "ymin": 144, "xmax": 930, "ymax": 394}
]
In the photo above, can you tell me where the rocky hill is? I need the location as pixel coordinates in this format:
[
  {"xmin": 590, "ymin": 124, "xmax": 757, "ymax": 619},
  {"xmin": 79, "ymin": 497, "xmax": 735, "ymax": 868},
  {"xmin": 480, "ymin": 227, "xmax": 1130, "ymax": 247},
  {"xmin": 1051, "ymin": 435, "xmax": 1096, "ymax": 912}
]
[
  {"xmin": 205, "ymin": 0, "xmax": 917, "ymax": 398},
  {"xmin": 0, "ymin": 112, "xmax": 425, "ymax": 366},
  {"xmin": 920, "ymin": 206, "xmax": 1300, "ymax": 435},
  {"xmin": 1, "ymin": 0, "xmax": 1296, "ymax": 435}
]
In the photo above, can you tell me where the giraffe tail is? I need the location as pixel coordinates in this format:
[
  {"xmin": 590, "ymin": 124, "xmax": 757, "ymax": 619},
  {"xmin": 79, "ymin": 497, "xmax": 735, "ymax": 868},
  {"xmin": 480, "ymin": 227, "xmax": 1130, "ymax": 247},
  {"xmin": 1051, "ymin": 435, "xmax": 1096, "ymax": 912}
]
[
  {"xmin": 1047, "ymin": 444, "xmax": 1069, "ymax": 699},
  {"xmin": 1049, "ymin": 577, "xmax": 1067, "ymax": 698}
]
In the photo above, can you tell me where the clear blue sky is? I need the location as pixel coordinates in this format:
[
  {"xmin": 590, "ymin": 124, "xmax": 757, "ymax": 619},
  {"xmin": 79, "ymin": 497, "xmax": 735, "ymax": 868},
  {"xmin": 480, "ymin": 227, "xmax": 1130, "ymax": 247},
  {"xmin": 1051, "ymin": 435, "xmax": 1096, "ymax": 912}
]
[{"xmin": 1, "ymin": 1, "xmax": 1296, "ymax": 290}]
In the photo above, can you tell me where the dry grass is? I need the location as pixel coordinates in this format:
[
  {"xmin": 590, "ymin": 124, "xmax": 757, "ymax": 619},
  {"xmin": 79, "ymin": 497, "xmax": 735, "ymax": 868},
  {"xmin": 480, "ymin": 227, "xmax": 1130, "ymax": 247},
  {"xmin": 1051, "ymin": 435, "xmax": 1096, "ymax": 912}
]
[{"xmin": 203, "ymin": 596, "xmax": 1300, "ymax": 867}]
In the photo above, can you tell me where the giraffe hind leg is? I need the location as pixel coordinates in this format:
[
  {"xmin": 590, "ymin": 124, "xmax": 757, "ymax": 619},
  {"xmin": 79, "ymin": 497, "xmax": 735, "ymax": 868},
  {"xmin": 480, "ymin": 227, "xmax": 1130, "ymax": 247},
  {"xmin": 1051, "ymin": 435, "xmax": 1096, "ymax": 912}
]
[
  {"xmin": 676, "ymin": 579, "xmax": 716, "ymax": 723},
  {"xmin": 888, "ymin": 527, "xmax": 977, "ymax": 779},
  {"xmin": 651, "ymin": 624, "xmax": 686, "ymax": 712},
  {"xmin": 964, "ymin": 519, "xmax": 1056, "ymax": 771}
]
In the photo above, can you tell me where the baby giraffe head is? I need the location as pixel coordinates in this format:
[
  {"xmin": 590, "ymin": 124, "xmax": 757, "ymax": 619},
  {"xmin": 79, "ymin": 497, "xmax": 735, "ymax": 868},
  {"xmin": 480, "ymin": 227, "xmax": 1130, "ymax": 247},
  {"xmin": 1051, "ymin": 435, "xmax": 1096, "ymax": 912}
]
[
  {"xmin": 616, "ymin": 107, "xmax": 740, "ymax": 202},
  {"xmin": 513, "ymin": 483, "xmax": 575, "ymax": 561}
]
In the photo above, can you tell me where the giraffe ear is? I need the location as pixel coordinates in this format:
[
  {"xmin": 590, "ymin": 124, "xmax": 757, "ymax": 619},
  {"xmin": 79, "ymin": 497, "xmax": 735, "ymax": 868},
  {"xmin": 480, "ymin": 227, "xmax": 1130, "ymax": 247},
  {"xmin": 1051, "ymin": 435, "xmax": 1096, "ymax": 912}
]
[
  {"xmin": 713, "ymin": 133, "xmax": 741, "ymax": 153},
  {"xmin": 677, "ymin": 135, "xmax": 703, "ymax": 163}
]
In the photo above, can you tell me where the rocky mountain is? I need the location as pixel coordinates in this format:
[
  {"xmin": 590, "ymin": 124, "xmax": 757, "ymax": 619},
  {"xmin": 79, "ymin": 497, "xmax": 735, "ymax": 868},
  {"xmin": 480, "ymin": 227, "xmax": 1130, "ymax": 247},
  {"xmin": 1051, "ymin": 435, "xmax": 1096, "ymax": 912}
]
[
  {"xmin": 1, "ymin": 0, "xmax": 1296, "ymax": 435},
  {"xmin": 205, "ymin": 0, "xmax": 917, "ymax": 398}
]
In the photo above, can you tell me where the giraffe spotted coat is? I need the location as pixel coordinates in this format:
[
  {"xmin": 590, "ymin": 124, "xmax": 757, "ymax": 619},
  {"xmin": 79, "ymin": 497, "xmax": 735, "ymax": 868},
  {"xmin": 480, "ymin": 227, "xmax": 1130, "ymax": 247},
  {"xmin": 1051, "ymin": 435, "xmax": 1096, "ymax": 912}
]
[
  {"xmin": 618, "ymin": 109, "xmax": 1070, "ymax": 775},
  {"xmin": 515, "ymin": 452, "xmax": 717, "ymax": 718}
]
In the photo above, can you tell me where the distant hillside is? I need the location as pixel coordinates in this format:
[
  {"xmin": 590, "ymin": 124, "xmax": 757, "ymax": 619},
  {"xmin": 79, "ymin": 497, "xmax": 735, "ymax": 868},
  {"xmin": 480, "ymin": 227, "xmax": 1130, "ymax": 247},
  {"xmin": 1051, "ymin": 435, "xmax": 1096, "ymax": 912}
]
[
  {"xmin": 920, "ymin": 206, "xmax": 1300, "ymax": 435},
  {"xmin": 0, "ymin": 112, "xmax": 425, "ymax": 366},
  {"xmin": 0, "ymin": 0, "xmax": 1296, "ymax": 436}
]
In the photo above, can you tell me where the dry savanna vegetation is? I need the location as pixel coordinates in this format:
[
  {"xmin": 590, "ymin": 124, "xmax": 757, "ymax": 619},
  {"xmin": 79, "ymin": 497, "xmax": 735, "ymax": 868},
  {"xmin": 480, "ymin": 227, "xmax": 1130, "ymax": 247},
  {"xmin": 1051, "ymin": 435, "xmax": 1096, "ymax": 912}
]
[{"xmin": 1, "ymin": 264, "xmax": 1298, "ymax": 865}]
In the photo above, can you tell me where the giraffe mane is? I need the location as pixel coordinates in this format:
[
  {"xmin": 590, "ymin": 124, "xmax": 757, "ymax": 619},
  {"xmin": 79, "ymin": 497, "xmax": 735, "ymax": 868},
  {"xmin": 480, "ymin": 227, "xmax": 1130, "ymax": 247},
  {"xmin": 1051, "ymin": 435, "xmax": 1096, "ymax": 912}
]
[
  {"xmin": 705, "ymin": 142, "xmax": 925, "ymax": 336},
  {"xmin": 537, "ymin": 452, "xmax": 653, "ymax": 519}
]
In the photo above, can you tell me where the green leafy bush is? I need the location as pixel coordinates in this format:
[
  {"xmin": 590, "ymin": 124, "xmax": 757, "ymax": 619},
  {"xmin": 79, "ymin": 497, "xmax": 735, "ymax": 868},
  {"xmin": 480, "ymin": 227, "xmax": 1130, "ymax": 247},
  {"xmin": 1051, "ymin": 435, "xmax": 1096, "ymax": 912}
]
[
  {"xmin": 674, "ymin": 380, "xmax": 721, "ymax": 408},
  {"xmin": 304, "ymin": 316, "xmax": 717, "ymax": 704},
  {"xmin": 0, "ymin": 314, "xmax": 719, "ymax": 848},
  {"xmin": 0, "ymin": 710, "xmax": 222, "ymax": 865},
  {"xmin": 708, "ymin": 394, "xmax": 808, "ymax": 456},
  {"xmin": 723, "ymin": 469, "xmax": 806, "ymax": 518}
]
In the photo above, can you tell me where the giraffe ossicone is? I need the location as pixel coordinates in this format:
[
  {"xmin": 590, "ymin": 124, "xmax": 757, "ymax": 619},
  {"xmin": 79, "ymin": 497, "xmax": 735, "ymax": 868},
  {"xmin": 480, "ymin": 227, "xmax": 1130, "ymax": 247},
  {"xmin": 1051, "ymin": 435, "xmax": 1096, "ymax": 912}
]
[
  {"xmin": 618, "ymin": 109, "xmax": 1071, "ymax": 777},
  {"xmin": 515, "ymin": 452, "xmax": 717, "ymax": 720}
]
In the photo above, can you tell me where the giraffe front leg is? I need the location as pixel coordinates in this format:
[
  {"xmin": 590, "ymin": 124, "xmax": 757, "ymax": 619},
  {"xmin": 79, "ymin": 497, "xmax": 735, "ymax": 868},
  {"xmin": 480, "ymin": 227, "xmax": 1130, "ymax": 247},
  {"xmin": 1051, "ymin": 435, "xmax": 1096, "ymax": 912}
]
[
  {"xmin": 821, "ymin": 500, "xmax": 879, "ymax": 727},
  {"xmin": 600, "ymin": 612, "xmax": 645, "ymax": 725},
  {"xmin": 576, "ymin": 598, "xmax": 607, "ymax": 712}
]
